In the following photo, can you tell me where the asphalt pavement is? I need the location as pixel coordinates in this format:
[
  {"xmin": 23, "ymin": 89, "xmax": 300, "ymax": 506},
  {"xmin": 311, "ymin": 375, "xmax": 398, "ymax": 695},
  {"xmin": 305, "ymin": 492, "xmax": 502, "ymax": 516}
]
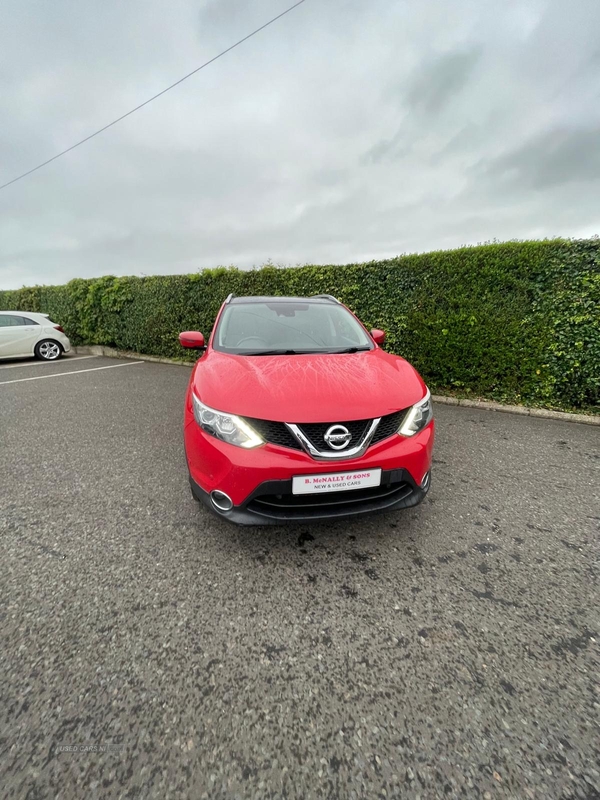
[{"xmin": 1, "ymin": 354, "xmax": 598, "ymax": 800}]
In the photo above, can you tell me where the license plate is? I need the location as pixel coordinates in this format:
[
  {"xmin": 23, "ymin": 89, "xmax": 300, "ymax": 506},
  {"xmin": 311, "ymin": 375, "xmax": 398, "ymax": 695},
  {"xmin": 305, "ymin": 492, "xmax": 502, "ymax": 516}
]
[{"xmin": 292, "ymin": 468, "xmax": 382, "ymax": 495}]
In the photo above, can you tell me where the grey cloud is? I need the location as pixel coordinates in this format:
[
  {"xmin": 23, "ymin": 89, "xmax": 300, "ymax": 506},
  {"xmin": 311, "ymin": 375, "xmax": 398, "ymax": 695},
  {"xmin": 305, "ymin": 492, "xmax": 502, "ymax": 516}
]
[
  {"xmin": 363, "ymin": 131, "xmax": 410, "ymax": 165},
  {"xmin": 480, "ymin": 127, "xmax": 600, "ymax": 190},
  {"xmin": 406, "ymin": 49, "xmax": 481, "ymax": 116},
  {"xmin": 364, "ymin": 47, "xmax": 481, "ymax": 164},
  {"xmin": 1, "ymin": 0, "xmax": 599, "ymax": 289}
]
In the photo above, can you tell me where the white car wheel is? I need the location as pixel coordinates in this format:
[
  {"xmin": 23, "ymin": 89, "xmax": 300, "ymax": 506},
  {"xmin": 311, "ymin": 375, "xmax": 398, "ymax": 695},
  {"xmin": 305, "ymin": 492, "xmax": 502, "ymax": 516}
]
[{"xmin": 35, "ymin": 340, "xmax": 63, "ymax": 361}]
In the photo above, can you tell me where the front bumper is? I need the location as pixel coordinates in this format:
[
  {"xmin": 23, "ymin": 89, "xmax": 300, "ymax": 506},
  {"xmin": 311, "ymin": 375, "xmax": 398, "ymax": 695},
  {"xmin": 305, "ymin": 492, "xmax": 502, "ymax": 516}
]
[
  {"xmin": 184, "ymin": 404, "xmax": 434, "ymax": 525},
  {"xmin": 190, "ymin": 467, "xmax": 430, "ymax": 525}
]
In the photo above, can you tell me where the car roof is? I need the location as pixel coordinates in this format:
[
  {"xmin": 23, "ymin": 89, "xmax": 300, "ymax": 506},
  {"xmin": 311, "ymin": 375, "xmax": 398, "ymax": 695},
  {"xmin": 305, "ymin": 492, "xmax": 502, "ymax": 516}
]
[
  {"xmin": 0, "ymin": 310, "xmax": 49, "ymax": 316},
  {"xmin": 228, "ymin": 295, "xmax": 339, "ymax": 305}
]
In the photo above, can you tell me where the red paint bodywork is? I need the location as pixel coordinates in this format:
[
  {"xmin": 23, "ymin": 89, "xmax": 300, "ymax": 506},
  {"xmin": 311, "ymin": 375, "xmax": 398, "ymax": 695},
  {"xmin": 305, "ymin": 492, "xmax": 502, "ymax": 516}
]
[
  {"xmin": 190, "ymin": 346, "xmax": 427, "ymax": 422},
  {"xmin": 182, "ymin": 300, "xmax": 434, "ymax": 507},
  {"xmin": 179, "ymin": 331, "xmax": 205, "ymax": 349}
]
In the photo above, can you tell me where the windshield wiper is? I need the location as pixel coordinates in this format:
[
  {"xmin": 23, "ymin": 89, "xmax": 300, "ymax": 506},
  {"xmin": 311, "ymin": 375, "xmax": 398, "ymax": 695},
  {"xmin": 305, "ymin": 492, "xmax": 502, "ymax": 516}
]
[
  {"xmin": 329, "ymin": 346, "xmax": 372, "ymax": 354},
  {"xmin": 240, "ymin": 346, "xmax": 372, "ymax": 356},
  {"xmin": 241, "ymin": 349, "xmax": 304, "ymax": 356}
]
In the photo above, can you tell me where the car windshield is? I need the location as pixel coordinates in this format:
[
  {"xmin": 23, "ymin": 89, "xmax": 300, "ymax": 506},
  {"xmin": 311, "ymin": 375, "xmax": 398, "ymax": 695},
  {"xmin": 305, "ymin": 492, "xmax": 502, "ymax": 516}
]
[{"xmin": 214, "ymin": 301, "xmax": 374, "ymax": 355}]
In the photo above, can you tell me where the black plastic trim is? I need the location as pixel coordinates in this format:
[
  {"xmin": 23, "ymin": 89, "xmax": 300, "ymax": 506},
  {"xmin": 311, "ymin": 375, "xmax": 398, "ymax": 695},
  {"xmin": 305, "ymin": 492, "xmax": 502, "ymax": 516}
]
[{"xmin": 189, "ymin": 468, "xmax": 430, "ymax": 526}]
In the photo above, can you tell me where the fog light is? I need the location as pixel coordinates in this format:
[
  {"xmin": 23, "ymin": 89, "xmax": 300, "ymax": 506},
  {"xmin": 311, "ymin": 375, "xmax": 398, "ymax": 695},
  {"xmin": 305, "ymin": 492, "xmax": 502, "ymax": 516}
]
[
  {"xmin": 420, "ymin": 471, "xmax": 431, "ymax": 490},
  {"xmin": 211, "ymin": 490, "xmax": 233, "ymax": 512}
]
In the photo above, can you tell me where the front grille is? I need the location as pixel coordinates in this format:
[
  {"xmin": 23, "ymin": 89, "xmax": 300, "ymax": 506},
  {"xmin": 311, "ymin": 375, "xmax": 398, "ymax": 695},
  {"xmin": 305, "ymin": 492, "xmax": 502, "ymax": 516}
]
[
  {"xmin": 371, "ymin": 409, "xmax": 408, "ymax": 443},
  {"xmin": 244, "ymin": 408, "xmax": 409, "ymax": 453},
  {"xmin": 297, "ymin": 419, "xmax": 370, "ymax": 451},
  {"xmin": 247, "ymin": 480, "xmax": 414, "ymax": 520},
  {"xmin": 244, "ymin": 417, "xmax": 301, "ymax": 450}
]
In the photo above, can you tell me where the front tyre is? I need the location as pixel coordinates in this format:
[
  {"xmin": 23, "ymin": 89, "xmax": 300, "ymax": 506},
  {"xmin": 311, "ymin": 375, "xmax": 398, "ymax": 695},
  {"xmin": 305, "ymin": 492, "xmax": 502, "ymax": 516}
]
[{"xmin": 35, "ymin": 340, "xmax": 63, "ymax": 361}]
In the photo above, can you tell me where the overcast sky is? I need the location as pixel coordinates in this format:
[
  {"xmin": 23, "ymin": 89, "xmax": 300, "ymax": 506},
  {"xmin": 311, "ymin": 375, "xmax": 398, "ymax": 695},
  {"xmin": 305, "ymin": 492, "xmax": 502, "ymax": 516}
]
[{"xmin": 1, "ymin": 0, "xmax": 599, "ymax": 289}]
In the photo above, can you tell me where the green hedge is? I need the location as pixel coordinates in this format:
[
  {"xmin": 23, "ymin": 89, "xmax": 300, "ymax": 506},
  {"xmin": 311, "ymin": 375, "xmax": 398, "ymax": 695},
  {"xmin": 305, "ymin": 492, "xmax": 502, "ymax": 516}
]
[{"xmin": 1, "ymin": 239, "xmax": 598, "ymax": 410}]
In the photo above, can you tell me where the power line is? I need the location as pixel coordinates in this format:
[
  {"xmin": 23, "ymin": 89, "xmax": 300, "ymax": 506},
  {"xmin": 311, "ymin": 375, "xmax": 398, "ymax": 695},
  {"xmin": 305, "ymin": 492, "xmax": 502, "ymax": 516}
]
[{"xmin": 0, "ymin": 0, "xmax": 307, "ymax": 192}]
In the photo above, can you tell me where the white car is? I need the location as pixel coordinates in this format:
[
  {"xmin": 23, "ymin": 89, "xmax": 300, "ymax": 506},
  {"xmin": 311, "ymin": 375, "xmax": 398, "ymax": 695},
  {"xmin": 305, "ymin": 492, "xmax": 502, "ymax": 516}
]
[{"xmin": 0, "ymin": 311, "xmax": 71, "ymax": 361}]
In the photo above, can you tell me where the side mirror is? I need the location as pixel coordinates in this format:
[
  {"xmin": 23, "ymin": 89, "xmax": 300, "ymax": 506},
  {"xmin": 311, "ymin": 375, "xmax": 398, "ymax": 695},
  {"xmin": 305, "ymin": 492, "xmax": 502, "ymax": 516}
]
[
  {"xmin": 371, "ymin": 328, "xmax": 386, "ymax": 345},
  {"xmin": 179, "ymin": 331, "xmax": 205, "ymax": 349}
]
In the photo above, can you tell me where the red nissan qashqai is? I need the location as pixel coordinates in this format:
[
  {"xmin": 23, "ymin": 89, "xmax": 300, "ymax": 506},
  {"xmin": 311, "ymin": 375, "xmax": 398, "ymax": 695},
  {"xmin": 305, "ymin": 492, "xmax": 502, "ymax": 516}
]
[{"xmin": 180, "ymin": 294, "xmax": 434, "ymax": 525}]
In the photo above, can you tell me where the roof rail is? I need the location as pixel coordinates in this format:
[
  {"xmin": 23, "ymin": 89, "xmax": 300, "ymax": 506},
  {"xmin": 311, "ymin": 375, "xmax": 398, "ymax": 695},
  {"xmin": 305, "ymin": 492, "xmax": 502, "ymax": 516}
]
[
  {"xmin": 225, "ymin": 293, "xmax": 235, "ymax": 304},
  {"xmin": 311, "ymin": 294, "xmax": 341, "ymax": 304}
]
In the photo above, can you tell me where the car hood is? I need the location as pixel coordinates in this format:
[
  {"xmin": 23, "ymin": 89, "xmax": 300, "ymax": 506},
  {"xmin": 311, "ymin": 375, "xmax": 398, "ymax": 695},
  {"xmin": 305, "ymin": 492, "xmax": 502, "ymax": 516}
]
[{"xmin": 192, "ymin": 349, "xmax": 427, "ymax": 423}]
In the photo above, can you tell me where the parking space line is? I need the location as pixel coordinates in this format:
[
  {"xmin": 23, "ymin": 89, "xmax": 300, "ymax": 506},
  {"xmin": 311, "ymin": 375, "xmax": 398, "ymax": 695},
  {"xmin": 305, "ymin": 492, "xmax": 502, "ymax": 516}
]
[
  {"xmin": 0, "ymin": 355, "xmax": 99, "ymax": 371},
  {"xmin": 0, "ymin": 361, "xmax": 144, "ymax": 385}
]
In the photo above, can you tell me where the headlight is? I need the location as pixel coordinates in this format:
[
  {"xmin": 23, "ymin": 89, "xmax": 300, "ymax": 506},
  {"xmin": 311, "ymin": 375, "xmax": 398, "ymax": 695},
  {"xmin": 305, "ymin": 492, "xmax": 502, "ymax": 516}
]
[
  {"xmin": 398, "ymin": 389, "xmax": 433, "ymax": 437},
  {"xmin": 192, "ymin": 393, "xmax": 264, "ymax": 449}
]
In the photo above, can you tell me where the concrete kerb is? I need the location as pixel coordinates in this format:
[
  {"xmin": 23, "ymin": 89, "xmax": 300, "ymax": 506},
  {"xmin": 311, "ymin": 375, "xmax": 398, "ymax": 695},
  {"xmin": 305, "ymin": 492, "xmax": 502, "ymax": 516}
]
[
  {"xmin": 433, "ymin": 395, "xmax": 599, "ymax": 425},
  {"xmin": 75, "ymin": 345, "xmax": 193, "ymax": 368},
  {"xmin": 74, "ymin": 345, "xmax": 599, "ymax": 426}
]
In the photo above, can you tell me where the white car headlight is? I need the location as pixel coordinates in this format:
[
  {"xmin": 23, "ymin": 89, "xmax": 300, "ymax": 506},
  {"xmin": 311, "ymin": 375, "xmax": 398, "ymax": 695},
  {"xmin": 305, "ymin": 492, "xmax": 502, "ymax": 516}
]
[
  {"xmin": 398, "ymin": 389, "xmax": 433, "ymax": 437},
  {"xmin": 192, "ymin": 393, "xmax": 264, "ymax": 449}
]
